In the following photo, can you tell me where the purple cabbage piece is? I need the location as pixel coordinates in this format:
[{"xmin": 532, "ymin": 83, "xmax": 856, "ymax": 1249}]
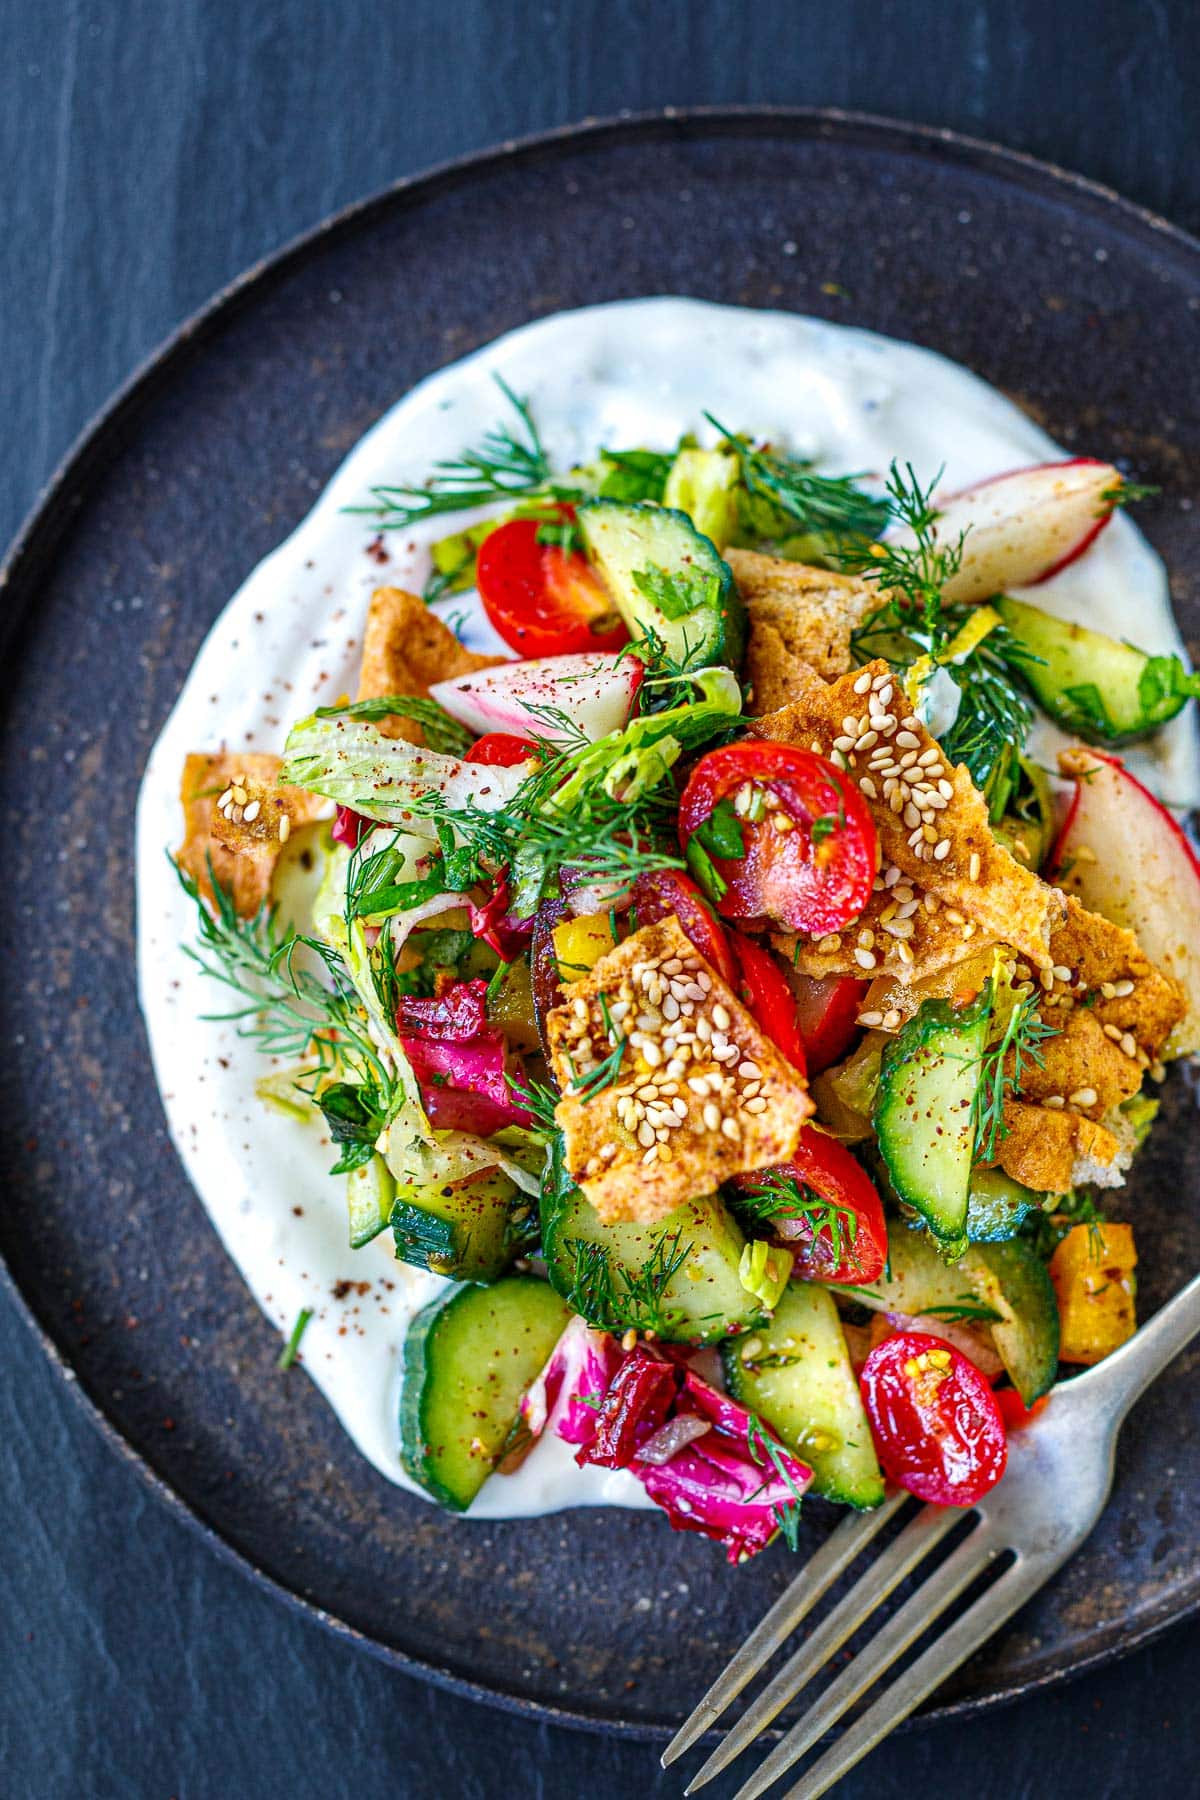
[
  {"xmin": 399, "ymin": 1030, "xmax": 531, "ymax": 1136},
  {"xmin": 520, "ymin": 1316, "xmax": 622, "ymax": 1448}
]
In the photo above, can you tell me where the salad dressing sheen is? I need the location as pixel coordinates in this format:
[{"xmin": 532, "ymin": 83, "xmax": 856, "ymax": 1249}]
[{"xmin": 136, "ymin": 299, "xmax": 1195, "ymax": 1518}]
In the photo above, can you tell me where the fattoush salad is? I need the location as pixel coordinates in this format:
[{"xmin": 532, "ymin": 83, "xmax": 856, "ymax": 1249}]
[{"xmin": 174, "ymin": 385, "xmax": 1200, "ymax": 1560}]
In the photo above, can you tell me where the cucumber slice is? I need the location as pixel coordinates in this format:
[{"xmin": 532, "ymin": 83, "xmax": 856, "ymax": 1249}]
[
  {"xmin": 994, "ymin": 595, "xmax": 1191, "ymax": 746},
  {"xmin": 873, "ymin": 995, "xmax": 989, "ymax": 1249},
  {"xmin": 541, "ymin": 1160, "xmax": 764, "ymax": 1345},
  {"xmin": 965, "ymin": 1168, "xmax": 1043, "ymax": 1242},
  {"xmin": 970, "ymin": 1238, "xmax": 1060, "ymax": 1405},
  {"xmin": 835, "ymin": 1223, "xmax": 1059, "ymax": 1406},
  {"xmin": 347, "ymin": 1154, "xmax": 396, "ymax": 1249},
  {"xmin": 577, "ymin": 499, "xmax": 745, "ymax": 670},
  {"xmin": 723, "ymin": 1282, "xmax": 885, "ymax": 1508},
  {"xmin": 399, "ymin": 1277, "xmax": 570, "ymax": 1511},
  {"xmin": 391, "ymin": 1167, "xmax": 523, "ymax": 1282}
]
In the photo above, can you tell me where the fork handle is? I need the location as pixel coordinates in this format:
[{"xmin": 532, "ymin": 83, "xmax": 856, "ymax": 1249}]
[{"xmin": 1072, "ymin": 1269, "xmax": 1200, "ymax": 1421}]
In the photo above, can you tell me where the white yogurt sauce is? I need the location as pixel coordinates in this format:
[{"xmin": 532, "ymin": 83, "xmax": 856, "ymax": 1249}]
[{"xmin": 135, "ymin": 298, "xmax": 1197, "ymax": 1519}]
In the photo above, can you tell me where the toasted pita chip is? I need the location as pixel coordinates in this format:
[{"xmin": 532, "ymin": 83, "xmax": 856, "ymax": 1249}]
[
  {"xmin": 752, "ymin": 660, "xmax": 1062, "ymax": 971},
  {"xmin": 357, "ymin": 586, "xmax": 504, "ymax": 741},
  {"xmin": 547, "ymin": 917, "xmax": 812, "ymax": 1224},
  {"xmin": 176, "ymin": 752, "xmax": 326, "ymax": 917},
  {"xmin": 729, "ymin": 550, "xmax": 885, "ymax": 710},
  {"xmin": 992, "ymin": 1101, "xmax": 1126, "ymax": 1194}
]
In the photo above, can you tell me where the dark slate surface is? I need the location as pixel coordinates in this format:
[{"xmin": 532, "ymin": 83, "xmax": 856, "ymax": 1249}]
[{"xmin": 2, "ymin": 3, "xmax": 1199, "ymax": 1796}]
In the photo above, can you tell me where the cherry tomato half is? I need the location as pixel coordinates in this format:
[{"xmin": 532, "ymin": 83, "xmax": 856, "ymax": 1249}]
[
  {"xmin": 860, "ymin": 1331, "xmax": 1008, "ymax": 1506},
  {"xmin": 477, "ymin": 518, "xmax": 628, "ymax": 657},
  {"xmin": 791, "ymin": 971, "xmax": 867, "ymax": 1075},
  {"xmin": 464, "ymin": 732, "xmax": 541, "ymax": 767},
  {"xmin": 678, "ymin": 742, "xmax": 877, "ymax": 937},
  {"xmin": 632, "ymin": 870, "xmax": 739, "ymax": 988},
  {"xmin": 734, "ymin": 1130, "xmax": 886, "ymax": 1285},
  {"xmin": 731, "ymin": 932, "xmax": 806, "ymax": 1073}
]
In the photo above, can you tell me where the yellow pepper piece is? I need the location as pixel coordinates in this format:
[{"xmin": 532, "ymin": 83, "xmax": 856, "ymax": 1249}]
[
  {"xmin": 1049, "ymin": 1221, "xmax": 1137, "ymax": 1365},
  {"xmin": 940, "ymin": 603, "xmax": 1003, "ymax": 664},
  {"xmin": 553, "ymin": 913, "xmax": 616, "ymax": 984},
  {"xmin": 486, "ymin": 957, "xmax": 540, "ymax": 1053}
]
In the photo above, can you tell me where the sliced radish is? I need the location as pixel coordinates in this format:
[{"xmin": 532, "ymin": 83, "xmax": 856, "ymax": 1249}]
[
  {"xmin": 927, "ymin": 459, "xmax": 1121, "ymax": 603},
  {"xmin": 1051, "ymin": 747, "xmax": 1200, "ymax": 1054},
  {"xmin": 430, "ymin": 651, "xmax": 643, "ymax": 744}
]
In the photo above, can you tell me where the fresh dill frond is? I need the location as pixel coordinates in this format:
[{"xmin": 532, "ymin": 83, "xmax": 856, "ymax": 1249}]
[
  {"xmin": 705, "ymin": 413, "xmax": 890, "ymax": 546},
  {"xmin": 920, "ymin": 1296, "xmax": 1005, "ymax": 1324},
  {"xmin": 565, "ymin": 1228, "xmax": 694, "ymax": 1335},
  {"xmin": 746, "ymin": 1410, "xmax": 806, "ymax": 1551},
  {"xmin": 972, "ymin": 987, "xmax": 1060, "ymax": 1161},
  {"xmin": 345, "ymin": 376, "xmax": 576, "ymax": 530},
  {"xmin": 506, "ymin": 1074, "xmax": 560, "ymax": 1134},
  {"xmin": 842, "ymin": 461, "xmax": 962, "ymax": 626},
  {"xmin": 733, "ymin": 1170, "xmax": 860, "ymax": 1272},
  {"xmin": 564, "ymin": 993, "xmax": 627, "ymax": 1104}
]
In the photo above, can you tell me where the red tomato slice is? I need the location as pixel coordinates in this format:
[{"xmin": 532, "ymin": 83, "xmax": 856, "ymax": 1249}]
[
  {"xmin": 632, "ymin": 870, "xmax": 739, "ymax": 988},
  {"xmin": 994, "ymin": 1388, "xmax": 1050, "ymax": 1432},
  {"xmin": 736, "ymin": 1130, "xmax": 886, "ymax": 1284},
  {"xmin": 860, "ymin": 1331, "xmax": 1008, "ymax": 1506},
  {"xmin": 464, "ymin": 732, "xmax": 541, "ymax": 767},
  {"xmin": 678, "ymin": 742, "xmax": 877, "ymax": 937},
  {"xmin": 791, "ymin": 971, "xmax": 867, "ymax": 1074},
  {"xmin": 477, "ymin": 518, "xmax": 628, "ymax": 657},
  {"xmin": 731, "ymin": 932, "xmax": 806, "ymax": 1073}
]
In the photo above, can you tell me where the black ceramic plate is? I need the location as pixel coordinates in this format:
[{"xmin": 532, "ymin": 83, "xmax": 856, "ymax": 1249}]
[{"xmin": 2, "ymin": 110, "xmax": 1198, "ymax": 1740}]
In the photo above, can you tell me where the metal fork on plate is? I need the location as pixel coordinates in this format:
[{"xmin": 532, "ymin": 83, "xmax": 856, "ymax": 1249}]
[{"xmin": 663, "ymin": 1271, "xmax": 1200, "ymax": 1800}]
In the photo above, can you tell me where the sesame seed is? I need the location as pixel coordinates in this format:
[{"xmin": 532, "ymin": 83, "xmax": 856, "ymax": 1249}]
[
  {"xmin": 882, "ymin": 1008, "xmax": 903, "ymax": 1031},
  {"xmin": 859, "ymin": 1008, "xmax": 884, "ymax": 1027},
  {"xmin": 1043, "ymin": 1095, "xmax": 1065, "ymax": 1109},
  {"xmin": 711, "ymin": 1003, "xmax": 731, "ymax": 1032},
  {"xmin": 897, "ymin": 940, "xmax": 915, "ymax": 965},
  {"xmin": 834, "ymin": 734, "xmax": 856, "ymax": 754},
  {"xmin": 217, "ymin": 788, "xmax": 234, "ymax": 810},
  {"xmin": 1069, "ymin": 1087, "xmax": 1098, "ymax": 1108},
  {"xmin": 854, "ymin": 670, "xmax": 873, "ymax": 694},
  {"xmin": 933, "ymin": 838, "xmax": 951, "ymax": 861},
  {"xmin": 1103, "ymin": 1023, "xmax": 1123, "ymax": 1041},
  {"xmin": 898, "ymin": 749, "xmax": 920, "ymax": 770},
  {"xmin": 960, "ymin": 922, "xmax": 976, "ymax": 940},
  {"xmin": 772, "ymin": 812, "xmax": 794, "ymax": 833},
  {"xmin": 923, "ymin": 823, "xmax": 940, "ymax": 845},
  {"xmin": 917, "ymin": 747, "xmax": 941, "ymax": 768},
  {"xmin": 895, "ymin": 899, "xmax": 919, "ymax": 919},
  {"xmin": 744, "ymin": 1096, "xmax": 768, "ymax": 1114},
  {"xmin": 890, "ymin": 789, "xmax": 905, "ymax": 815},
  {"xmin": 1121, "ymin": 1033, "xmax": 1138, "ymax": 1058},
  {"xmin": 842, "ymin": 715, "xmax": 859, "ymax": 735},
  {"xmin": 859, "ymin": 775, "xmax": 878, "ymax": 799},
  {"xmin": 1053, "ymin": 964, "xmax": 1073, "ymax": 984},
  {"xmin": 1113, "ymin": 979, "xmax": 1135, "ymax": 997},
  {"xmin": 896, "ymin": 730, "xmax": 921, "ymax": 750},
  {"xmin": 968, "ymin": 852, "xmax": 981, "ymax": 882},
  {"xmin": 243, "ymin": 799, "xmax": 261, "ymax": 823},
  {"xmin": 876, "ymin": 682, "xmax": 894, "ymax": 706},
  {"xmin": 816, "ymin": 933, "xmax": 842, "ymax": 953},
  {"xmin": 642, "ymin": 1146, "xmax": 659, "ymax": 1165},
  {"xmin": 739, "ymin": 1060, "xmax": 761, "ymax": 1079},
  {"xmin": 641, "ymin": 1041, "xmax": 662, "ymax": 1068},
  {"xmin": 903, "ymin": 801, "xmax": 920, "ymax": 829},
  {"xmin": 231, "ymin": 786, "xmax": 248, "ymax": 806},
  {"xmin": 854, "ymin": 946, "xmax": 878, "ymax": 970},
  {"xmin": 721, "ymin": 1117, "xmax": 741, "ymax": 1141},
  {"xmin": 278, "ymin": 814, "xmax": 291, "ymax": 843},
  {"xmin": 924, "ymin": 791, "xmax": 949, "ymax": 811},
  {"xmin": 883, "ymin": 917, "xmax": 915, "ymax": 938},
  {"xmin": 703, "ymin": 1102, "xmax": 721, "ymax": 1132},
  {"xmin": 908, "ymin": 826, "xmax": 925, "ymax": 849},
  {"xmin": 830, "ymin": 749, "xmax": 848, "ymax": 770}
]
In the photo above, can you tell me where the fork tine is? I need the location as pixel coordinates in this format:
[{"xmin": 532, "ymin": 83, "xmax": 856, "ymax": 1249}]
[
  {"xmin": 660, "ymin": 1490, "xmax": 908, "ymax": 1767},
  {"xmin": 780, "ymin": 1556, "xmax": 1043, "ymax": 1800},
  {"xmin": 684, "ymin": 1501, "xmax": 961, "ymax": 1792},
  {"xmin": 728, "ymin": 1521, "xmax": 998, "ymax": 1800}
]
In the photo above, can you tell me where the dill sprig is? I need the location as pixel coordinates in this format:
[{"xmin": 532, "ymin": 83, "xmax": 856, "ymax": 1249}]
[
  {"xmin": 564, "ymin": 993, "xmax": 627, "ymax": 1104},
  {"xmin": 506, "ymin": 1074, "xmax": 560, "ymax": 1134},
  {"xmin": 972, "ymin": 988, "xmax": 1060, "ymax": 1161},
  {"xmin": 842, "ymin": 461, "xmax": 963, "ymax": 627},
  {"xmin": 705, "ymin": 413, "xmax": 890, "ymax": 545},
  {"xmin": 177, "ymin": 859, "xmax": 394, "ymax": 1100},
  {"xmin": 734, "ymin": 1170, "xmax": 860, "ymax": 1273},
  {"xmin": 920, "ymin": 1296, "xmax": 1005, "ymax": 1324},
  {"xmin": 746, "ymin": 1411, "xmax": 806, "ymax": 1552},
  {"xmin": 564, "ymin": 1228, "xmax": 694, "ymax": 1335},
  {"xmin": 345, "ymin": 376, "xmax": 576, "ymax": 530}
]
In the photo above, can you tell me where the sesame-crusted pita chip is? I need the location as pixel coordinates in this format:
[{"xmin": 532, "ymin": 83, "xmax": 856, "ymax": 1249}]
[
  {"xmin": 752, "ymin": 660, "xmax": 1063, "ymax": 971},
  {"xmin": 176, "ymin": 752, "xmax": 327, "ymax": 917},
  {"xmin": 547, "ymin": 917, "xmax": 813, "ymax": 1224},
  {"xmin": 729, "ymin": 550, "xmax": 886, "ymax": 710},
  {"xmin": 991, "ymin": 1101, "xmax": 1126, "ymax": 1194},
  {"xmin": 357, "ymin": 586, "xmax": 504, "ymax": 741}
]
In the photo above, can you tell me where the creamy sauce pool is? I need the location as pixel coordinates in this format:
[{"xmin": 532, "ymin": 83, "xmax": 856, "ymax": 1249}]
[{"xmin": 135, "ymin": 298, "xmax": 1197, "ymax": 1519}]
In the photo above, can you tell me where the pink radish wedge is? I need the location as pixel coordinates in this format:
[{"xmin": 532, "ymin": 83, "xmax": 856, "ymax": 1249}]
[
  {"xmin": 430, "ymin": 651, "xmax": 642, "ymax": 744},
  {"xmin": 930, "ymin": 459, "xmax": 1122, "ymax": 602},
  {"xmin": 1051, "ymin": 747, "xmax": 1200, "ymax": 1055}
]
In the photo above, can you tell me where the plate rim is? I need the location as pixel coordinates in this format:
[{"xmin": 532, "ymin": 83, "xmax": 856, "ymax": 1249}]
[{"xmin": 3, "ymin": 103, "xmax": 1198, "ymax": 1740}]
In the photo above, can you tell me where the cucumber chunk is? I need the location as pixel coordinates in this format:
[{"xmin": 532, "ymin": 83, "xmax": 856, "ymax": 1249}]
[
  {"xmin": 347, "ymin": 1154, "xmax": 397, "ymax": 1249},
  {"xmin": 577, "ymin": 498, "xmax": 745, "ymax": 670},
  {"xmin": 391, "ymin": 1167, "xmax": 523, "ymax": 1282},
  {"xmin": 541, "ymin": 1158, "xmax": 764, "ymax": 1345},
  {"xmin": 971, "ymin": 1238, "xmax": 1060, "ymax": 1405},
  {"xmin": 873, "ymin": 996, "xmax": 989, "ymax": 1249},
  {"xmin": 995, "ymin": 595, "xmax": 1193, "ymax": 746},
  {"xmin": 400, "ymin": 1276, "xmax": 570, "ymax": 1511},
  {"xmin": 835, "ymin": 1223, "xmax": 1059, "ymax": 1406},
  {"xmin": 723, "ymin": 1283, "xmax": 885, "ymax": 1508},
  {"xmin": 965, "ymin": 1168, "xmax": 1043, "ymax": 1242}
]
